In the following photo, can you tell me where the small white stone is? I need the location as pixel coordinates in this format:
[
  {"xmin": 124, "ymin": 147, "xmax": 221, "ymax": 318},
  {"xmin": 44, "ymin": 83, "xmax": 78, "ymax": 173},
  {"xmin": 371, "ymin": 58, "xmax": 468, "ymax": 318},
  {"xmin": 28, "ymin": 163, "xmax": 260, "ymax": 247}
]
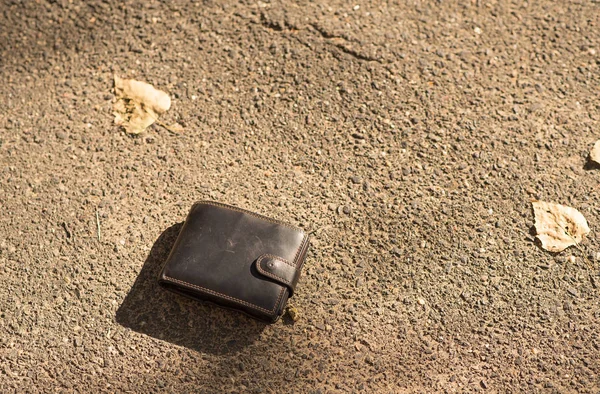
[
  {"xmin": 418, "ymin": 298, "xmax": 426, "ymax": 306},
  {"xmin": 474, "ymin": 27, "xmax": 482, "ymax": 35},
  {"xmin": 567, "ymin": 255, "xmax": 576, "ymax": 264}
]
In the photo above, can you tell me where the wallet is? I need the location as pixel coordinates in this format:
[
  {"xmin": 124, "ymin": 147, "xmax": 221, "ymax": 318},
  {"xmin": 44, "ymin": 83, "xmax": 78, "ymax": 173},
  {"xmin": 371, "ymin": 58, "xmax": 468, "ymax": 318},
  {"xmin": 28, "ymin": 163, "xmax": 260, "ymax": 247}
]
[{"xmin": 158, "ymin": 201, "xmax": 310, "ymax": 323}]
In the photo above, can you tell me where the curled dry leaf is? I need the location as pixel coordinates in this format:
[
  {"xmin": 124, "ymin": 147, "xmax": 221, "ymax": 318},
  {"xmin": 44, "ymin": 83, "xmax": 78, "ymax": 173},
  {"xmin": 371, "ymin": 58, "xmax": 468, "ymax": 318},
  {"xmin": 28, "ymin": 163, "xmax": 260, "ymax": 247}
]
[
  {"xmin": 589, "ymin": 140, "xmax": 600, "ymax": 165},
  {"xmin": 532, "ymin": 201, "xmax": 590, "ymax": 252},
  {"xmin": 113, "ymin": 75, "xmax": 171, "ymax": 134}
]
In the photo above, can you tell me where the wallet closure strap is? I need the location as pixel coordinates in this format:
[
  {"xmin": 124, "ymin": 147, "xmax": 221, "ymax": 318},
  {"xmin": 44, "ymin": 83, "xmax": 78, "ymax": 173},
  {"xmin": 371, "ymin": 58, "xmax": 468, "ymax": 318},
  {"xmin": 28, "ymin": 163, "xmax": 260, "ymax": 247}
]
[{"xmin": 256, "ymin": 254, "xmax": 302, "ymax": 296}]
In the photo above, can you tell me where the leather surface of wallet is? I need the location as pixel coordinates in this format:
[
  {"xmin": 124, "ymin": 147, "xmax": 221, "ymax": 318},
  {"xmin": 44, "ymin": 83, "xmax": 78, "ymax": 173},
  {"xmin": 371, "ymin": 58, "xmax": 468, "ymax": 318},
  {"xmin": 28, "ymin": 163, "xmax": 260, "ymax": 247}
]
[{"xmin": 158, "ymin": 201, "xmax": 310, "ymax": 323}]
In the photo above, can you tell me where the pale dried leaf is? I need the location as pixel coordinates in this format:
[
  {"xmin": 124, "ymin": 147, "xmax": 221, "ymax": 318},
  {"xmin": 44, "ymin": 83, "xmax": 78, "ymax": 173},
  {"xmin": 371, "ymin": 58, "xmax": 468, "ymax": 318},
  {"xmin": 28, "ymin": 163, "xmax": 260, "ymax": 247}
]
[
  {"xmin": 113, "ymin": 75, "xmax": 171, "ymax": 134},
  {"xmin": 590, "ymin": 140, "xmax": 600, "ymax": 164},
  {"xmin": 532, "ymin": 201, "xmax": 590, "ymax": 252}
]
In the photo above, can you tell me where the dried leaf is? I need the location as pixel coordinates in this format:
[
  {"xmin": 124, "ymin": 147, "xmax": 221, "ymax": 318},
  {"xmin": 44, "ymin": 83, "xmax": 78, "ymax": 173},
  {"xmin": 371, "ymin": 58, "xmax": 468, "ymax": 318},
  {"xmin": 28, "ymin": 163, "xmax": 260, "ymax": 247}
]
[
  {"xmin": 590, "ymin": 140, "xmax": 600, "ymax": 164},
  {"xmin": 532, "ymin": 201, "xmax": 590, "ymax": 252},
  {"xmin": 113, "ymin": 75, "xmax": 171, "ymax": 134}
]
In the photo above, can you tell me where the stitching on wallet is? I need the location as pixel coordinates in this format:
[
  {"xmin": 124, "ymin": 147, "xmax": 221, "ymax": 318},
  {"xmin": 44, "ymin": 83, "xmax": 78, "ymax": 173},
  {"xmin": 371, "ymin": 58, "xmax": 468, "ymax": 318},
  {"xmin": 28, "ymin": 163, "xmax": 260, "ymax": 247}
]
[
  {"xmin": 259, "ymin": 254, "xmax": 296, "ymax": 268},
  {"xmin": 193, "ymin": 200, "xmax": 305, "ymax": 233},
  {"xmin": 163, "ymin": 276, "xmax": 275, "ymax": 314},
  {"xmin": 256, "ymin": 257, "xmax": 292, "ymax": 285},
  {"xmin": 293, "ymin": 233, "xmax": 309, "ymax": 268}
]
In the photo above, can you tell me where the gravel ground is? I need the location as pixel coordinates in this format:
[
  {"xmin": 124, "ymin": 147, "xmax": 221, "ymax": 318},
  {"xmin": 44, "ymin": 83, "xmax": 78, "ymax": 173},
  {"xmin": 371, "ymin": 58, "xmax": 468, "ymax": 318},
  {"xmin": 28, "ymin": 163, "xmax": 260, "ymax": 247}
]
[{"xmin": 1, "ymin": 0, "xmax": 600, "ymax": 392}]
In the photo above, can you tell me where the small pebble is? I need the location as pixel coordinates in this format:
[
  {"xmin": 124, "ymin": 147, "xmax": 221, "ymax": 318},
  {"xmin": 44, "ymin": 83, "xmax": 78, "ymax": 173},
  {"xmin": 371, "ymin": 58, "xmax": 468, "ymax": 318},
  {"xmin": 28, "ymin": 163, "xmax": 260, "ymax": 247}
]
[{"xmin": 567, "ymin": 287, "xmax": 579, "ymax": 298}]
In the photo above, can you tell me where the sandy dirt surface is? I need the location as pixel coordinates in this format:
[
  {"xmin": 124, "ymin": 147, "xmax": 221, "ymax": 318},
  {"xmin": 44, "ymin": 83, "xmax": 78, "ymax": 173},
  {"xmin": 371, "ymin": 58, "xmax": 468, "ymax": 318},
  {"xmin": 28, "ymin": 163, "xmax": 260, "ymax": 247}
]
[{"xmin": 1, "ymin": 0, "xmax": 600, "ymax": 392}]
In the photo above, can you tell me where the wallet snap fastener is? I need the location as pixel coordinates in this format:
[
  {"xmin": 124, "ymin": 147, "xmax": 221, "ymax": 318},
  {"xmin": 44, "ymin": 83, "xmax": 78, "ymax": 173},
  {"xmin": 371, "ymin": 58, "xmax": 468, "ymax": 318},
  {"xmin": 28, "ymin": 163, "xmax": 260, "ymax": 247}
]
[{"xmin": 256, "ymin": 254, "xmax": 302, "ymax": 296}]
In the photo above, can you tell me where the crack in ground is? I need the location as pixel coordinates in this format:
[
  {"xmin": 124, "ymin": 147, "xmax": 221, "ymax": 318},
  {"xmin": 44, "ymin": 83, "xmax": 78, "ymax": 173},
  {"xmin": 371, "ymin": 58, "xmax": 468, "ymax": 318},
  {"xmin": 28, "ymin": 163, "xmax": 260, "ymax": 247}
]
[
  {"xmin": 333, "ymin": 43, "xmax": 381, "ymax": 63},
  {"xmin": 237, "ymin": 13, "xmax": 383, "ymax": 63}
]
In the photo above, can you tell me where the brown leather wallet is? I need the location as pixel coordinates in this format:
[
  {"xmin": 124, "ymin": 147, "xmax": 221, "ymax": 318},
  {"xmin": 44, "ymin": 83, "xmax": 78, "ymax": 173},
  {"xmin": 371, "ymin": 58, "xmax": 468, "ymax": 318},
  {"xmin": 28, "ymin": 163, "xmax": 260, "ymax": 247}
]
[{"xmin": 158, "ymin": 201, "xmax": 310, "ymax": 323}]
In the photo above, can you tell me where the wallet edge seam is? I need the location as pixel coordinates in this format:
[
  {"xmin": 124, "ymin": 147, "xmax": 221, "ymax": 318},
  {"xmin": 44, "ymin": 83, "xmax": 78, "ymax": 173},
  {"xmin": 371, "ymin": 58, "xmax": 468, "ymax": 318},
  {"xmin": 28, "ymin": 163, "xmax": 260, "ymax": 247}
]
[{"xmin": 193, "ymin": 200, "xmax": 305, "ymax": 233}]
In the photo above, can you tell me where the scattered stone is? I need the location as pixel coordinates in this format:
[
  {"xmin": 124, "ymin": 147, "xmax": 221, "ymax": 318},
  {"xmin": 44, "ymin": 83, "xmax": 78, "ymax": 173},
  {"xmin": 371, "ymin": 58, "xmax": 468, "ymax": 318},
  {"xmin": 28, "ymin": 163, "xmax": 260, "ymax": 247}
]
[
  {"xmin": 350, "ymin": 176, "xmax": 361, "ymax": 184},
  {"xmin": 342, "ymin": 205, "xmax": 351, "ymax": 215},
  {"xmin": 445, "ymin": 262, "xmax": 452, "ymax": 273},
  {"xmin": 286, "ymin": 305, "xmax": 299, "ymax": 322},
  {"xmin": 567, "ymin": 287, "xmax": 579, "ymax": 298}
]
